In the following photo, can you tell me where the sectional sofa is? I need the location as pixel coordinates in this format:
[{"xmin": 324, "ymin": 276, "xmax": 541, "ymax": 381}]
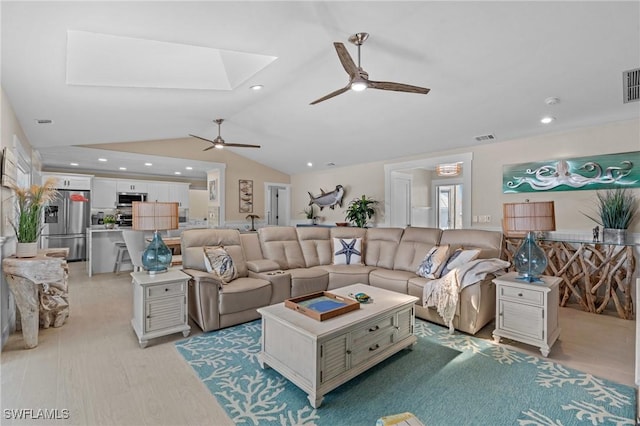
[{"xmin": 181, "ymin": 225, "xmax": 504, "ymax": 335}]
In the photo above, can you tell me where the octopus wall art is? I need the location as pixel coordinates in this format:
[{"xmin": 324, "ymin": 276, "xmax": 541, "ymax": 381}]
[{"xmin": 503, "ymin": 151, "xmax": 640, "ymax": 193}]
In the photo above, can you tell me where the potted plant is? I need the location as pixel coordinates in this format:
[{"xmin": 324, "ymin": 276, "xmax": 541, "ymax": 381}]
[
  {"xmin": 302, "ymin": 205, "xmax": 317, "ymax": 224},
  {"xmin": 9, "ymin": 178, "xmax": 59, "ymax": 257},
  {"xmin": 345, "ymin": 195, "xmax": 378, "ymax": 228},
  {"xmin": 584, "ymin": 187, "xmax": 638, "ymax": 244},
  {"xmin": 103, "ymin": 215, "xmax": 117, "ymax": 229}
]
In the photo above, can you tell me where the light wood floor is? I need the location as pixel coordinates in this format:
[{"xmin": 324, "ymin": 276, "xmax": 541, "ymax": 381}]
[{"xmin": 1, "ymin": 262, "xmax": 635, "ymax": 425}]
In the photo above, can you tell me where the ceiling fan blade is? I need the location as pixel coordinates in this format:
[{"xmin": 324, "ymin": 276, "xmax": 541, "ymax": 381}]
[
  {"xmin": 333, "ymin": 42, "xmax": 358, "ymax": 77},
  {"xmin": 202, "ymin": 145, "xmax": 215, "ymax": 151},
  {"xmin": 222, "ymin": 143, "xmax": 261, "ymax": 148},
  {"xmin": 368, "ymin": 80, "xmax": 430, "ymax": 94},
  {"xmin": 189, "ymin": 134, "xmax": 216, "ymax": 144},
  {"xmin": 310, "ymin": 85, "xmax": 351, "ymax": 105}
]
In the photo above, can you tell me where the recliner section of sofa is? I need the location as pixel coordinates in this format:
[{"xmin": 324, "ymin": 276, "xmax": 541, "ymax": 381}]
[{"xmin": 181, "ymin": 226, "xmax": 504, "ymax": 335}]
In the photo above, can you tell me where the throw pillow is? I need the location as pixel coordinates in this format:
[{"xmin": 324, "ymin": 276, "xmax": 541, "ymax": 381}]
[
  {"xmin": 203, "ymin": 246, "xmax": 237, "ymax": 283},
  {"xmin": 416, "ymin": 244, "xmax": 450, "ymax": 279},
  {"xmin": 440, "ymin": 248, "xmax": 481, "ymax": 277},
  {"xmin": 333, "ymin": 238, "xmax": 363, "ymax": 265}
]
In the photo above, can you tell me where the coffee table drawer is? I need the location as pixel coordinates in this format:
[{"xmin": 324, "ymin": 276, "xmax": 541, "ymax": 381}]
[
  {"xmin": 351, "ymin": 329, "xmax": 396, "ymax": 367},
  {"xmin": 351, "ymin": 314, "xmax": 394, "ymax": 343}
]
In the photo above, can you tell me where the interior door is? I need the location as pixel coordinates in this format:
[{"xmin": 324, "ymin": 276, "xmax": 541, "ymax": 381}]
[
  {"xmin": 435, "ymin": 184, "xmax": 463, "ymax": 229},
  {"xmin": 390, "ymin": 174, "xmax": 411, "ymax": 227}
]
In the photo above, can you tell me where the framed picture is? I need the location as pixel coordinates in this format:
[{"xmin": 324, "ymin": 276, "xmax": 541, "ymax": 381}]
[
  {"xmin": 208, "ymin": 179, "xmax": 218, "ymax": 202},
  {"xmin": 239, "ymin": 179, "xmax": 253, "ymax": 213}
]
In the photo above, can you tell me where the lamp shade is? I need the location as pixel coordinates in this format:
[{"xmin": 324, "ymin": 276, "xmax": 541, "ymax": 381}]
[
  {"xmin": 503, "ymin": 201, "xmax": 555, "ymax": 232},
  {"xmin": 132, "ymin": 202, "xmax": 179, "ymax": 274}
]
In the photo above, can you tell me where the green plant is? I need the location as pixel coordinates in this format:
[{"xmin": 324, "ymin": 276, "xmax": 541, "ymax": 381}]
[
  {"xmin": 301, "ymin": 205, "xmax": 316, "ymax": 220},
  {"xmin": 584, "ymin": 187, "xmax": 638, "ymax": 229},
  {"xmin": 9, "ymin": 178, "xmax": 59, "ymax": 243},
  {"xmin": 103, "ymin": 215, "xmax": 117, "ymax": 224},
  {"xmin": 345, "ymin": 195, "xmax": 378, "ymax": 228}
]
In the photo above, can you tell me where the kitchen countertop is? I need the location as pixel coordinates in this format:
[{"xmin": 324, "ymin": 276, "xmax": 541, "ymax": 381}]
[{"xmin": 88, "ymin": 226, "xmax": 126, "ymax": 232}]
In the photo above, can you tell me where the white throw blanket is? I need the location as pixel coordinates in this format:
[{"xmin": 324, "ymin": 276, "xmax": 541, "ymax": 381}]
[{"xmin": 422, "ymin": 258, "xmax": 511, "ymax": 333}]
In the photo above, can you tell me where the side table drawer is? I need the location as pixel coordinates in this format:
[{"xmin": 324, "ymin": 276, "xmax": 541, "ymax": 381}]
[
  {"xmin": 146, "ymin": 281, "xmax": 185, "ymax": 299},
  {"xmin": 500, "ymin": 285, "xmax": 543, "ymax": 305}
]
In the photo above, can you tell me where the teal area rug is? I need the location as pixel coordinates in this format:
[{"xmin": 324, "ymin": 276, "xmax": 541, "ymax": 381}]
[{"xmin": 175, "ymin": 320, "xmax": 635, "ymax": 425}]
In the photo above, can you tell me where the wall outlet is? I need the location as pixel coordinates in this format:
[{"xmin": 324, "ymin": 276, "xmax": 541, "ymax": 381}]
[
  {"xmin": 472, "ymin": 215, "xmax": 478, "ymax": 223},
  {"xmin": 478, "ymin": 215, "xmax": 492, "ymax": 223}
]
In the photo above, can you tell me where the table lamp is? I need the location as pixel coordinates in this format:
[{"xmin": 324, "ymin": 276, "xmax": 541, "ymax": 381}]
[
  {"xmin": 132, "ymin": 201, "xmax": 179, "ymax": 274},
  {"xmin": 503, "ymin": 201, "xmax": 555, "ymax": 282}
]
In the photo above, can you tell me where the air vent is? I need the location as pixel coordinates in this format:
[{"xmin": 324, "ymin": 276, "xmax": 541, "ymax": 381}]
[
  {"xmin": 35, "ymin": 119, "xmax": 53, "ymax": 124},
  {"xmin": 474, "ymin": 133, "xmax": 496, "ymax": 142},
  {"xmin": 326, "ymin": 162, "xmax": 336, "ymax": 167},
  {"xmin": 623, "ymin": 68, "xmax": 640, "ymax": 103}
]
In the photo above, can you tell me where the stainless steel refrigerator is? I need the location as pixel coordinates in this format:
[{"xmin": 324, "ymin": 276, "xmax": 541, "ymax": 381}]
[{"xmin": 42, "ymin": 190, "xmax": 91, "ymax": 261}]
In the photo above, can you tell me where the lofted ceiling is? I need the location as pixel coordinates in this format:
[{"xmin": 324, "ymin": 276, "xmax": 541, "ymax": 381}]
[{"xmin": 2, "ymin": 1, "xmax": 639, "ymax": 178}]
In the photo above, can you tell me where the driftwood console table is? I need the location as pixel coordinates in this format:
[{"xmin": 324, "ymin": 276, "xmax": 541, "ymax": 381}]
[
  {"xmin": 2, "ymin": 250, "xmax": 69, "ymax": 348},
  {"xmin": 503, "ymin": 238, "xmax": 635, "ymax": 320}
]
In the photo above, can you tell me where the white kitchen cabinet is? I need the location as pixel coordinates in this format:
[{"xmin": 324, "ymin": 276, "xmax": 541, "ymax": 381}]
[
  {"xmin": 147, "ymin": 182, "xmax": 170, "ymax": 202},
  {"xmin": 91, "ymin": 178, "xmax": 118, "ymax": 209},
  {"xmin": 43, "ymin": 173, "xmax": 92, "ymax": 190},
  {"xmin": 492, "ymin": 272, "xmax": 561, "ymax": 357},
  {"xmin": 131, "ymin": 269, "xmax": 190, "ymax": 348},
  {"xmin": 116, "ymin": 180, "xmax": 148, "ymax": 193},
  {"xmin": 169, "ymin": 183, "xmax": 190, "ymax": 208}
]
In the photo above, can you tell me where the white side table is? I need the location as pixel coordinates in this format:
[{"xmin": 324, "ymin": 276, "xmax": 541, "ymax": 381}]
[
  {"xmin": 492, "ymin": 272, "xmax": 561, "ymax": 357},
  {"xmin": 131, "ymin": 269, "xmax": 191, "ymax": 348}
]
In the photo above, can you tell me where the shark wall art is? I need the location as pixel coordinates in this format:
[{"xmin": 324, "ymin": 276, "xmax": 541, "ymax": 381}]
[{"xmin": 308, "ymin": 185, "xmax": 345, "ymax": 210}]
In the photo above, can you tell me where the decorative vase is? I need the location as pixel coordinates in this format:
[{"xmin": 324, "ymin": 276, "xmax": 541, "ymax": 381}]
[
  {"xmin": 603, "ymin": 228, "xmax": 626, "ymax": 245},
  {"xmin": 513, "ymin": 231, "xmax": 547, "ymax": 282},
  {"xmin": 104, "ymin": 223, "xmax": 115, "ymax": 229},
  {"xmin": 141, "ymin": 231, "xmax": 172, "ymax": 274},
  {"xmin": 16, "ymin": 242, "xmax": 38, "ymax": 258}
]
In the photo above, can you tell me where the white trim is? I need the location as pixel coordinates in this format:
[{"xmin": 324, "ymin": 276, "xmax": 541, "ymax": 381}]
[
  {"xmin": 384, "ymin": 152, "xmax": 473, "ymax": 228},
  {"xmin": 264, "ymin": 182, "xmax": 291, "ymax": 226}
]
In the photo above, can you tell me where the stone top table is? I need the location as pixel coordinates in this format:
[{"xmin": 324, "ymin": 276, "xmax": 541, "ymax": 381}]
[{"xmin": 2, "ymin": 251, "xmax": 69, "ymax": 348}]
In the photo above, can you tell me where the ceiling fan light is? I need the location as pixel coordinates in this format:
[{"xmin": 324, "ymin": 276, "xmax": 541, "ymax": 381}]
[
  {"xmin": 351, "ymin": 77, "xmax": 368, "ymax": 92},
  {"xmin": 214, "ymin": 144, "xmax": 224, "ymax": 149}
]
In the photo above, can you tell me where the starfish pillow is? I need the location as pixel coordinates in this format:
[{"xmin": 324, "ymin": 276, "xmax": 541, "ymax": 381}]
[{"xmin": 333, "ymin": 238, "xmax": 363, "ymax": 265}]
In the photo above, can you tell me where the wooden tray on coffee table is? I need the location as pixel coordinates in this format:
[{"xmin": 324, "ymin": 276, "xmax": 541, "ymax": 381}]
[{"xmin": 285, "ymin": 291, "xmax": 359, "ymax": 321}]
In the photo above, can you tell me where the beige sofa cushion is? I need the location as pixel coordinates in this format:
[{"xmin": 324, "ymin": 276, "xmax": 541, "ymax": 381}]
[
  {"xmin": 363, "ymin": 228, "xmax": 404, "ymax": 269},
  {"xmin": 218, "ymin": 277, "xmax": 272, "ymax": 315},
  {"xmin": 287, "ymin": 268, "xmax": 329, "ymax": 297},
  {"xmin": 182, "ymin": 229, "xmax": 248, "ymax": 277},
  {"xmin": 296, "ymin": 227, "xmax": 332, "ymax": 267},
  {"xmin": 316, "ymin": 264, "xmax": 377, "ymax": 288},
  {"xmin": 369, "ymin": 268, "xmax": 417, "ymax": 294},
  {"xmin": 393, "ymin": 227, "xmax": 442, "ymax": 272},
  {"xmin": 258, "ymin": 226, "xmax": 306, "ymax": 269},
  {"xmin": 440, "ymin": 229, "xmax": 503, "ymax": 259}
]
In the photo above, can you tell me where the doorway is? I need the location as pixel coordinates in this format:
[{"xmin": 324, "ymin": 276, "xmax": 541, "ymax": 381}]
[
  {"xmin": 264, "ymin": 183, "xmax": 291, "ymax": 226},
  {"xmin": 435, "ymin": 183, "xmax": 463, "ymax": 229}
]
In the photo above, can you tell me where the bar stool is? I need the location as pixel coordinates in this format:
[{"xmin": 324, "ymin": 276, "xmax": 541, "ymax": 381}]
[{"xmin": 113, "ymin": 241, "xmax": 132, "ymax": 274}]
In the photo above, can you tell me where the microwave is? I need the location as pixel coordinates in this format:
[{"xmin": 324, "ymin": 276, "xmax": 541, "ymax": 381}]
[{"xmin": 117, "ymin": 192, "xmax": 147, "ymax": 207}]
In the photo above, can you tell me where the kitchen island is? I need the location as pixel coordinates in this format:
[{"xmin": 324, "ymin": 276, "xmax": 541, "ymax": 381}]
[{"xmin": 86, "ymin": 226, "xmax": 133, "ymax": 277}]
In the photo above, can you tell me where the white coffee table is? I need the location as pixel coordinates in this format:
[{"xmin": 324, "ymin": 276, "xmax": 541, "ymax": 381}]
[{"xmin": 257, "ymin": 284, "xmax": 418, "ymax": 408}]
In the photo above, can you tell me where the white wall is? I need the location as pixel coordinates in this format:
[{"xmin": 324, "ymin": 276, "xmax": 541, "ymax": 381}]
[{"xmin": 292, "ymin": 118, "xmax": 640, "ymax": 233}]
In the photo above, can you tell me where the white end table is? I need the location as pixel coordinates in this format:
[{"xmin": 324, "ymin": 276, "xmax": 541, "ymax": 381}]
[
  {"xmin": 492, "ymin": 272, "xmax": 561, "ymax": 357},
  {"xmin": 131, "ymin": 269, "xmax": 190, "ymax": 348}
]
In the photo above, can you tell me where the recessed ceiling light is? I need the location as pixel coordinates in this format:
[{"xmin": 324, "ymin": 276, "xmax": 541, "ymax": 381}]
[
  {"xmin": 185, "ymin": 166, "xmax": 193, "ymax": 170},
  {"xmin": 144, "ymin": 162, "xmax": 152, "ymax": 166},
  {"xmin": 174, "ymin": 171, "xmax": 181, "ymax": 175},
  {"xmin": 544, "ymin": 97, "xmax": 560, "ymax": 105},
  {"xmin": 70, "ymin": 162, "xmax": 79, "ymax": 166},
  {"xmin": 307, "ymin": 162, "xmax": 313, "ymax": 167},
  {"xmin": 540, "ymin": 116, "xmax": 555, "ymax": 124},
  {"xmin": 35, "ymin": 119, "xmax": 53, "ymax": 124},
  {"xmin": 250, "ymin": 85, "xmax": 263, "ymax": 91},
  {"xmin": 98, "ymin": 158, "xmax": 108, "ymax": 162},
  {"xmin": 119, "ymin": 167, "xmax": 127, "ymax": 170}
]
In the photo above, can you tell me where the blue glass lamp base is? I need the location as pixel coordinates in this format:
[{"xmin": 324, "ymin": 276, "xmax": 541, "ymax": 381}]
[
  {"xmin": 142, "ymin": 231, "xmax": 172, "ymax": 274},
  {"xmin": 513, "ymin": 231, "xmax": 548, "ymax": 284}
]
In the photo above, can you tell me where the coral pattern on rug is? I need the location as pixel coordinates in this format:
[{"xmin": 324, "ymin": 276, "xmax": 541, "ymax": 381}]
[{"xmin": 175, "ymin": 319, "xmax": 635, "ymax": 425}]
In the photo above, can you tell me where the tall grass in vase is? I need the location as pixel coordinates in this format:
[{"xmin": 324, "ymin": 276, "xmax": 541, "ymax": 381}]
[
  {"xmin": 9, "ymin": 178, "xmax": 58, "ymax": 256},
  {"xmin": 584, "ymin": 187, "xmax": 638, "ymax": 244}
]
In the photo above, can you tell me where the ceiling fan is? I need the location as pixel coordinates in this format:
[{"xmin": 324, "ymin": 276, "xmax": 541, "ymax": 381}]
[
  {"xmin": 190, "ymin": 119, "xmax": 261, "ymax": 150},
  {"xmin": 310, "ymin": 32, "xmax": 430, "ymax": 105}
]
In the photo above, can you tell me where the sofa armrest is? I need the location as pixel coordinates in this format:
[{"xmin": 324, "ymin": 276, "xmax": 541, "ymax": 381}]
[
  {"xmin": 182, "ymin": 268, "xmax": 224, "ymax": 286},
  {"xmin": 246, "ymin": 259, "xmax": 281, "ymax": 273}
]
